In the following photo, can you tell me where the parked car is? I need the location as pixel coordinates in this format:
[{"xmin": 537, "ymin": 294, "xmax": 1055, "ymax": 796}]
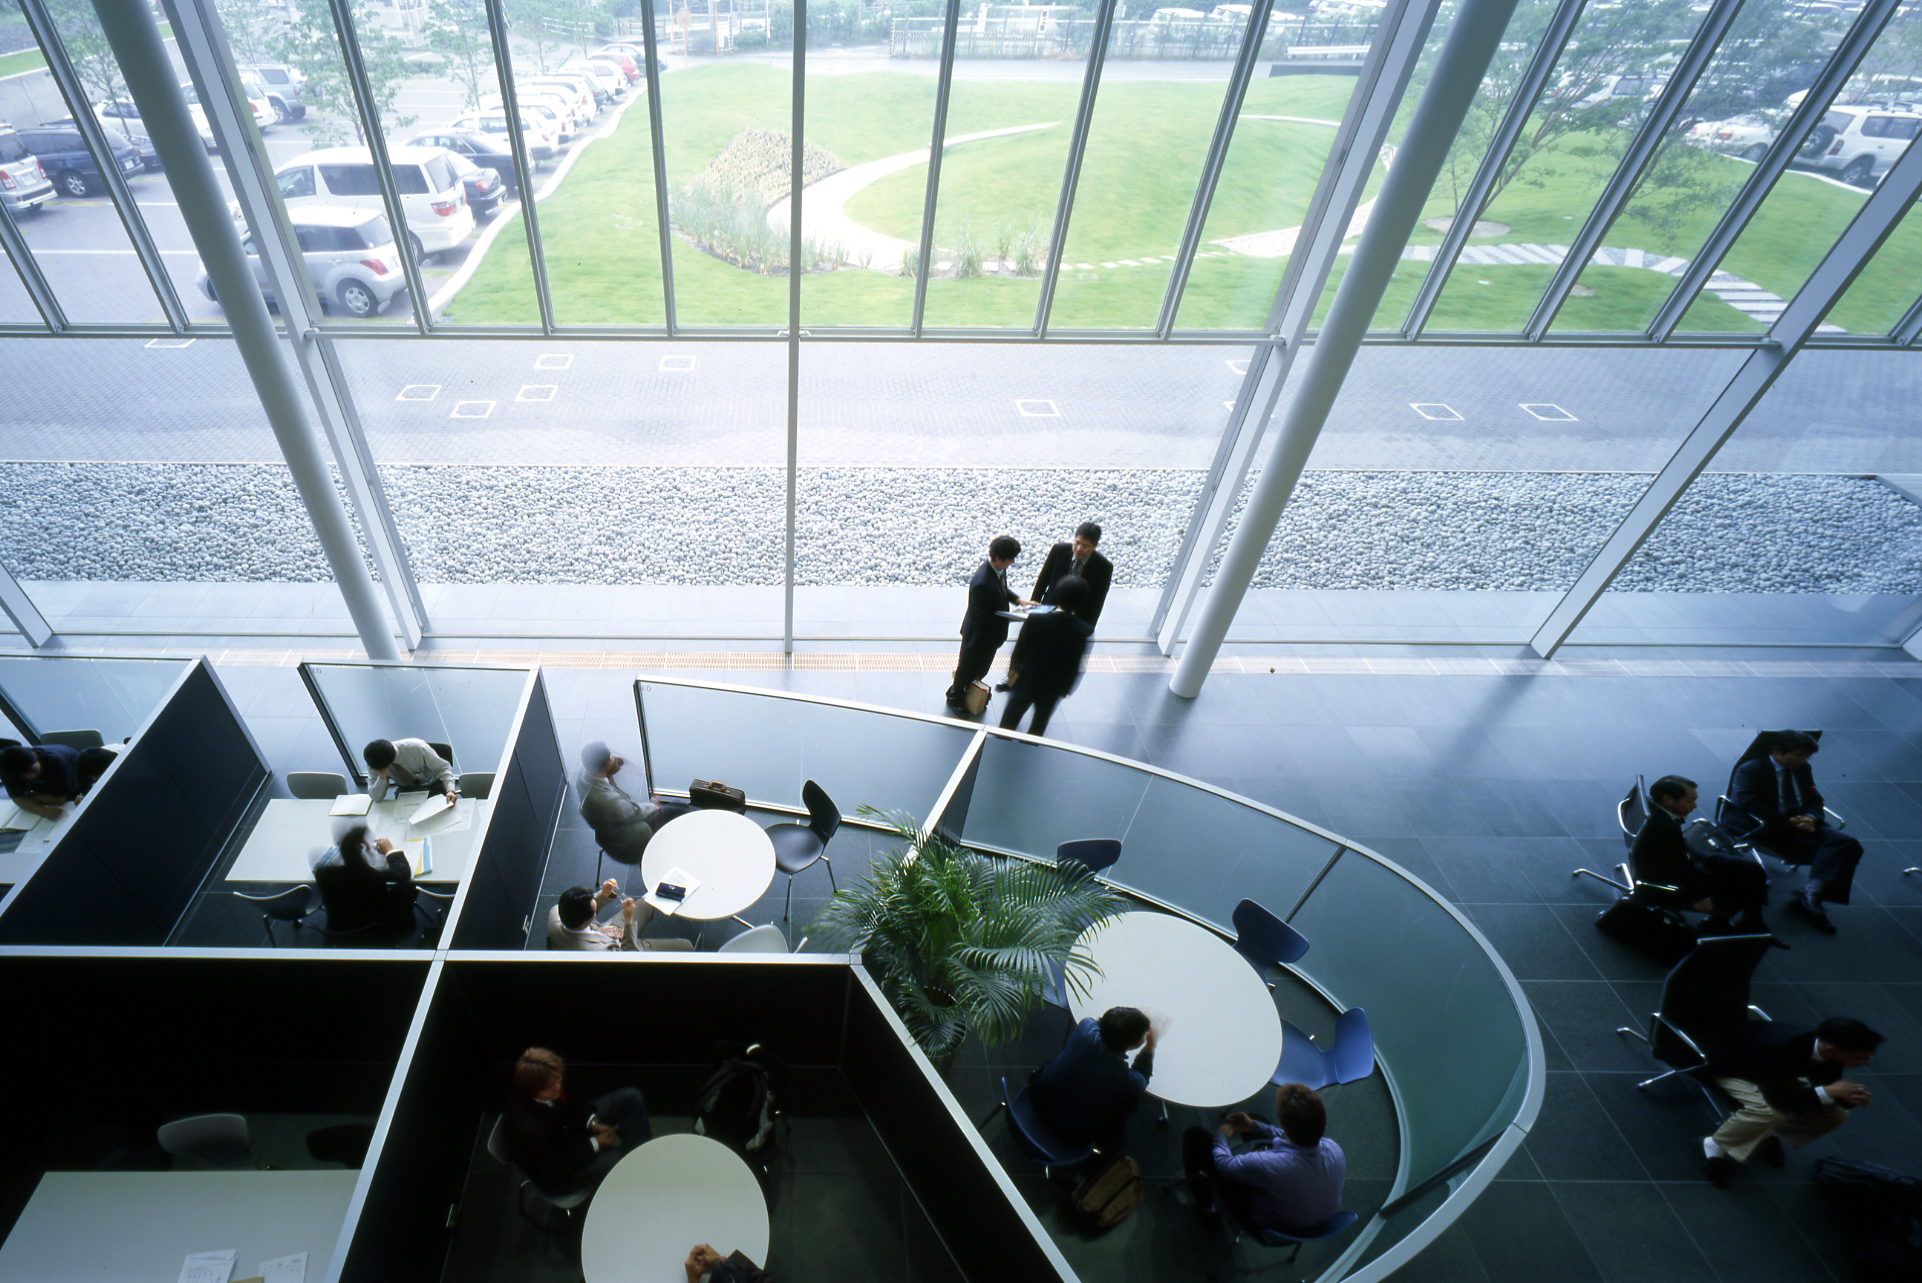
[
  {"xmin": 483, "ymin": 94, "xmax": 574, "ymax": 143},
  {"xmin": 447, "ymin": 111, "xmax": 557, "ymax": 161},
  {"xmin": 517, "ymin": 74, "xmax": 599, "ymax": 121},
  {"xmin": 41, "ymin": 113, "xmax": 161, "ymax": 172},
  {"xmin": 14, "ymin": 123, "xmax": 143, "ymax": 197},
  {"xmin": 199, "ymin": 205, "xmax": 406, "ymax": 318},
  {"xmin": 238, "ymin": 62, "xmax": 308, "ymax": 121},
  {"xmin": 1685, "ymin": 113, "xmax": 1776, "ymax": 161},
  {"xmin": 560, "ymin": 59, "xmax": 626, "ymax": 99},
  {"xmin": 0, "ymin": 123, "xmax": 56, "ymax": 215},
  {"xmin": 176, "ymin": 80, "xmax": 270, "ymax": 151},
  {"xmin": 586, "ymin": 48, "xmax": 640, "ymax": 81},
  {"xmin": 440, "ymin": 150, "xmax": 505, "ymax": 218},
  {"xmin": 273, "ymin": 145, "xmax": 475, "ymax": 264},
  {"xmin": 409, "ymin": 127, "xmax": 522, "ymax": 193},
  {"xmin": 595, "ymin": 41, "xmax": 659, "ymax": 75},
  {"xmin": 1791, "ymin": 103, "xmax": 1921, "ymax": 186}
]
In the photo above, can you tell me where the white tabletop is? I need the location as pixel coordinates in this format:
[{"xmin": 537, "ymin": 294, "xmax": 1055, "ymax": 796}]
[
  {"xmin": 1069, "ymin": 911, "xmax": 1285, "ymax": 1109},
  {"xmin": 0, "ymin": 1168, "xmax": 357, "ymax": 1283},
  {"xmin": 224, "ymin": 796, "xmax": 489, "ymax": 884},
  {"xmin": 581, "ymin": 1133, "xmax": 771, "ymax": 1283},
  {"xmin": 638, "ymin": 809, "xmax": 776, "ymax": 921}
]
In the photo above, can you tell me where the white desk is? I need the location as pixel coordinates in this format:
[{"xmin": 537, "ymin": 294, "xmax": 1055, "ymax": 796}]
[
  {"xmin": 0, "ymin": 1168, "xmax": 357, "ymax": 1283},
  {"xmin": 224, "ymin": 796, "xmax": 490, "ymax": 884},
  {"xmin": 0, "ymin": 811, "xmax": 70, "ymax": 887},
  {"xmin": 638, "ymin": 810, "xmax": 776, "ymax": 920},
  {"xmin": 1070, "ymin": 911, "xmax": 1285, "ymax": 1109},
  {"xmin": 581, "ymin": 1133, "xmax": 770, "ymax": 1283}
]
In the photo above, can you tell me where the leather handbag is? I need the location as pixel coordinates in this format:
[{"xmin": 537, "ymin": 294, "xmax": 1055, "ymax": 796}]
[
  {"xmin": 962, "ymin": 681, "xmax": 991, "ymax": 716},
  {"xmin": 690, "ymin": 779, "xmax": 747, "ymax": 813}
]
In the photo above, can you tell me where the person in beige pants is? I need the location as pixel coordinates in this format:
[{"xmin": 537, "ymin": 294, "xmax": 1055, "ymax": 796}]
[{"xmin": 1698, "ymin": 1016, "xmax": 1882, "ymax": 1187}]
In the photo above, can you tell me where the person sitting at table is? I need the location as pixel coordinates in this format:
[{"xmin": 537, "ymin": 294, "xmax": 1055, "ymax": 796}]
[
  {"xmin": 547, "ymin": 879, "xmax": 695, "ymax": 952},
  {"xmin": 1183, "ymin": 1082, "xmax": 1347, "ymax": 1232},
  {"xmin": 313, "ymin": 822, "xmax": 418, "ymax": 934},
  {"xmin": 362, "ymin": 737, "xmax": 456, "ymax": 802},
  {"xmin": 504, "ymin": 1046, "xmax": 651, "ymax": 1197},
  {"xmin": 578, "ymin": 741, "xmax": 693, "ymax": 863},
  {"xmin": 1030, "ymin": 1005, "xmax": 1156, "ymax": 1149},
  {"xmin": 684, "ymin": 1245, "xmax": 771, "ymax": 1283},
  {"xmin": 0, "ymin": 742, "xmax": 83, "ymax": 821}
]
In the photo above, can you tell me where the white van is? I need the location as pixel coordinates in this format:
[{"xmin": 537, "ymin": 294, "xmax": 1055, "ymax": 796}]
[{"xmin": 273, "ymin": 145, "xmax": 475, "ymax": 264}]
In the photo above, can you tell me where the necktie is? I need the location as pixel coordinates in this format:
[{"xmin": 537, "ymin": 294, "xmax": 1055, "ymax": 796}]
[
  {"xmin": 1072, "ymin": 557, "xmax": 1085, "ymax": 578},
  {"xmin": 1778, "ymin": 767, "xmax": 1798, "ymax": 813}
]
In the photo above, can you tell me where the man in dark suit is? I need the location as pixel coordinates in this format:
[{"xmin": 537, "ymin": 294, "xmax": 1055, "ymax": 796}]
[
  {"xmin": 1728, "ymin": 729, "xmax": 1865, "ymax": 933},
  {"xmin": 945, "ymin": 535, "xmax": 1028, "ymax": 710},
  {"xmin": 998, "ymin": 576, "xmax": 1095, "ymax": 738},
  {"xmin": 1698, "ymin": 1016, "xmax": 1881, "ymax": 1186},
  {"xmin": 503, "ymin": 1046, "xmax": 652, "ymax": 1195},
  {"xmin": 1632, "ymin": 775, "xmax": 1770, "ymax": 936},
  {"xmin": 1030, "ymin": 522, "xmax": 1113, "ymax": 627},
  {"xmin": 1032, "ymin": 1005, "xmax": 1155, "ymax": 1148}
]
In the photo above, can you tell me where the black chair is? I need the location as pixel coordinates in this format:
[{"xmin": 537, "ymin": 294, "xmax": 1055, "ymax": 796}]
[
  {"xmin": 1209, "ymin": 1174, "xmax": 1359, "ymax": 1272},
  {"xmin": 1615, "ymin": 933, "xmax": 1775, "ymax": 1093},
  {"xmin": 1056, "ymin": 838, "xmax": 1121, "ymax": 877},
  {"xmin": 993, "ymin": 1075, "xmax": 1094, "ymax": 1179},
  {"xmin": 427, "ymin": 741, "xmax": 456, "ymax": 771},
  {"xmin": 1574, "ymin": 775, "xmax": 1702, "ymax": 929},
  {"xmin": 231, "ymin": 884, "xmax": 321, "ymax": 947},
  {"xmin": 1714, "ymin": 730, "xmax": 1845, "ymax": 868},
  {"xmin": 157, "ymin": 1114, "xmax": 253, "ymax": 1170},
  {"xmin": 486, "ymin": 1116, "xmax": 589, "ymax": 1232},
  {"xmin": 764, "ymin": 780, "xmax": 840, "ymax": 920}
]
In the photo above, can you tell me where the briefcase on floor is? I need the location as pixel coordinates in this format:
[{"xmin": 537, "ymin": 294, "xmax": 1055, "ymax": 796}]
[
  {"xmin": 1594, "ymin": 896, "xmax": 1697, "ymax": 965},
  {"xmin": 690, "ymin": 779, "xmax": 747, "ymax": 813}
]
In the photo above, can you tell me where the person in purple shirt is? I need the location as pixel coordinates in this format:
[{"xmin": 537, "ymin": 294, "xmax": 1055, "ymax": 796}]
[{"xmin": 1184, "ymin": 1082, "xmax": 1346, "ymax": 1232}]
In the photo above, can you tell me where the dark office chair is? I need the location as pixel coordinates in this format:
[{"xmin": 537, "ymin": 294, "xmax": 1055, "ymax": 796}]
[
  {"xmin": 1056, "ymin": 838, "xmax": 1121, "ymax": 877},
  {"xmin": 764, "ymin": 780, "xmax": 840, "ymax": 921},
  {"xmin": 231, "ymin": 884, "xmax": 321, "ymax": 947},
  {"xmin": 1209, "ymin": 1177, "xmax": 1359, "ymax": 1270},
  {"xmin": 1574, "ymin": 776, "xmax": 1707, "ymax": 950},
  {"xmin": 1573, "ymin": 775, "xmax": 1656, "ymax": 894},
  {"xmin": 486, "ymin": 1116, "xmax": 589, "ymax": 1232},
  {"xmin": 1715, "ymin": 730, "xmax": 1844, "ymax": 868},
  {"xmin": 1615, "ymin": 933, "xmax": 1775, "ymax": 1093},
  {"xmin": 305, "ymin": 1123, "xmax": 373, "ymax": 1167},
  {"xmin": 157, "ymin": 1114, "xmax": 253, "ymax": 1170},
  {"xmin": 1271, "ymin": 1008, "xmax": 1373, "ymax": 1089},
  {"xmin": 287, "ymin": 771, "xmax": 349, "ymax": 800},
  {"xmin": 994, "ymin": 1075, "xmax": 1094, "ymax": 1179},
  {"xmin": 427, "ymin": 741, "xmax": 456, "ymax": 770},
  {"xmin": 1231, "ymin": 898, "xmax": 1310, "ymax": 986},
  {"xmin": 40, "ymin": 728, "xmax": 105, "ymax": 750}
]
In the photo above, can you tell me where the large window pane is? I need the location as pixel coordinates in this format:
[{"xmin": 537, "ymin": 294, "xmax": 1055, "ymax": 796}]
[
  {"xmin": 1550, "ymin": 0, "xmax": 1864, "ymax": 336},
  {"xmin": 302, "ymin": 661, "xmax": 529, "ymax": 780},
  {"xmin": 1425, "ymin": 0, "xmax": 1713, "ymax": 333},
  {"xmin": 0, "ymin": 247, "xmax": 48, "ymax": 322},
  {"xmin": 0, "ymin": 656, "xmax": 191, "ymax": 744},
  {"xmin": 1829, "ymin": 202, "xmax": 1922, "ymax": 335}
]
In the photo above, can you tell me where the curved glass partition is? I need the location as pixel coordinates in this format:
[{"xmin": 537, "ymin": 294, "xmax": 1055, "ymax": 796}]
[
  {"xmin": 630, "ymin": 677, "xmax": 1544, "ymax": 1283},
  {"xmin": 0, "ymin": 655, "xmax": 193, "ymax": 746}
]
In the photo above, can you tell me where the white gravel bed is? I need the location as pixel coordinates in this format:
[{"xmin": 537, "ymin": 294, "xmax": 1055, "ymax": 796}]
[{"xmin": 3, "ymin": 463, "xmax": 1918, "ymax": 594}]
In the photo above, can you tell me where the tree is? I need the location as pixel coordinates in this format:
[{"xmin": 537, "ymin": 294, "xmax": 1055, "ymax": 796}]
[
  {"xmin": 214, "ymin": 0, "xmax": 287, "ymax": 70},
  {"xmin": 276, "ymin": 0, "xmax": 417, "ymax": 145},
  {"xmin": 39, "ymin": 0, "xmax": 130, "ymax": 112},
  {"xmin": 504, "ymin": 0, "xmax": 608, "ymax": 72},
  {"xmin": 423, "ymin": 0, "xmax": 499, "ymax": 111}
]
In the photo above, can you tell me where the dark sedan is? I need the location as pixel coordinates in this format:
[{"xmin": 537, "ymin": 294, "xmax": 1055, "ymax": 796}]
[{"xmin": 407, "ymin": 128, "xmax": 522, "ymax": 196}]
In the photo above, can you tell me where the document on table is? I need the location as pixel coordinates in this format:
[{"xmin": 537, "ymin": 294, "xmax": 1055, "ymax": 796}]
[
  {"xmin": 258, "ymin": 1250, "xmax": 307, "ymax": 1283},
  {"xmin": 396, "ymin": 838, "xmax": 426, "ymax": 877},
  {"xmin": 329, "ymin": 794, "xmax": 372, "ymax": 817},
  {"xmin": 177, "ymin": 1248, "xmax": 235, "ymax": 1283},
  {"xmin": 0, "ymin": 801, "xmax": 37, "ymax": 831},
  {"xmin": 409, "ymin": 792, "xmax": 453, "ymax": 825},
  {"xmin": 643, "ymin": 866, "xmax": 701, "ymax": 916}
]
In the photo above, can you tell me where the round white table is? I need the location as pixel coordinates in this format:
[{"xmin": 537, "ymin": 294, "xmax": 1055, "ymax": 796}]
[
  {"xmin": 581, "ymin": 1133, "xmax": 770, "ymax": 1283},
  {"xmin": 1068, "ymin": 911, "xmax": 1285, "ymax": 1109},
  {"xmin": 640, "ymin": 809, "xmax": 777, "ymax": 920}
]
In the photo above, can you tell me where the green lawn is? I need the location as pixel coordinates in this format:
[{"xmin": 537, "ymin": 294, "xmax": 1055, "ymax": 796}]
[{"xmin": 449, "ymin": 63, "xmax": 1913, "ymax": 335}]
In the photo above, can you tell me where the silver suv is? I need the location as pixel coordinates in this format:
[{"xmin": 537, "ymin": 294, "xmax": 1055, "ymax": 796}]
[
  {"xmin": 1794, "ymin": 103, "xmax": 1921, "ymax": 187},
  {"xmin": 0, "ymin": 123, "xmax": 55, "ymax": 215},
  {"xmin": 197, "ymin": 206, "xmax": 407, "ymax": 318}
]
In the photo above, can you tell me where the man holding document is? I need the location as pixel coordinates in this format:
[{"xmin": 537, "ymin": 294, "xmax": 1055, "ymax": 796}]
[{"xmin": 362, "ymin": 737, "xmax": 456, "ymax": 801}]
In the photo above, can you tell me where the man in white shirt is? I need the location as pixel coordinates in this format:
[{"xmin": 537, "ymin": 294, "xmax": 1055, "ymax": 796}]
[
  {"xmin": 545, "ymin": 879, "xmax": 693, "ymax": 951},
  {"xmin": 362, "ymin": 737, "xmax": 456, "ymax": 800}
]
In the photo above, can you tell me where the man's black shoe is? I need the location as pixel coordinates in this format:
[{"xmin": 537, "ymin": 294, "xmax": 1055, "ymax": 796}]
[
  {"xmin": 1790, "ymin": 888, "xmax": 1836, "ymax": 933},
  {"xmin": 1755, "ymin": 1135, "xmax": 1786, "ymax": 1168},
  {"xmin": 1699, "ymin": 1138, "xmax": 1732, "ymax": 1188}
]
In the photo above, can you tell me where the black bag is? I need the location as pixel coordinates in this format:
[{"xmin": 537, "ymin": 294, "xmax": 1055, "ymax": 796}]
[
  {"xmin": 1594, "ymin": 895, "xmax": 1697, "ymax": 965},
  {"xmin": 693, "ymin": 1042, "xmax": 787, "ymax": 1171},
  {"xmin": 1816, "ymin": 1155, "xmax": 1922, "ymax": 1222},
  {"xmin": 690, "ymin": 779, "xmax": 747, "ymax": 813},
  {"xmin": 1070, "ymin": 1154, "xmax": 1143, "ymax": 1229}
]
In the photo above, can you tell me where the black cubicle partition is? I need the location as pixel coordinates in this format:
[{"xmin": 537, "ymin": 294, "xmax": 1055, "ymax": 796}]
[
  {"xmin": 445, "ymin": 671, "xmax": 564, "ymax": 950},
  {"xmin": 0, "ymin": 659, "xmax": 269, "ymax": 945}
]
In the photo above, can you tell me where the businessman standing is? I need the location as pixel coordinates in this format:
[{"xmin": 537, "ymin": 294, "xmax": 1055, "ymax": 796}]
[{"xmin": 945, "ymin": 535, "xmax": 1028, "ymax": 711}]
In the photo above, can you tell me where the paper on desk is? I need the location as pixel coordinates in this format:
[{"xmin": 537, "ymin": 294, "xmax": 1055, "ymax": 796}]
[
  {"xmin": 643, "ymin": 865, "xmax": 701, "ymax": 916},
  {"xmin": 329, "ymin": 793, "xmax": 372, "ymax": 817},
  {"xmin": 395, "ymin": 838, "xmax": 425, "ymax": 876},
  {"xmin": 258, "ymin": 1251, "xmax": 307, "ymax": 1283},
  {"xmin": 409, "ymin": 792, "xmax": 454, "ymax": 825},
  {"xmin": 0, "ymin": 801, "xmax": 36, "ymax": 831},
  {"xmin": 178, "ymin": 1248, "xmax": 236, "ymax": 1283}
]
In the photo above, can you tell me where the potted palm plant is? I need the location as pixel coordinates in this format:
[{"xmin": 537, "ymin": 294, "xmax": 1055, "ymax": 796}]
[{"xmin": 810, "ymin": 810, "xmax": 1128, "ymax": 1062}]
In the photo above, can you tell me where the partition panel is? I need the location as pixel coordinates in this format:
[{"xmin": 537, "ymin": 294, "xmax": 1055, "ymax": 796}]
[{"xmin": 448, "ymin": 673, "xmax": 564, "ymax": 951}]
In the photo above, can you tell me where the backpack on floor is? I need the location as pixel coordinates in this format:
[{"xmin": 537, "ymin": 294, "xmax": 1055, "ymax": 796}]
[
  {"xmin": 1815, "ymin": 1155, "xmax": 1922, "ymax": 1282},
  {"xmin": 1071, "ymin": 1154, "xmax": 1142, "ymax": 1229},
  {"xmin": 1594, "ymin": 895, "xmax": 1696, "ymax": 965},
  {"xmin": 693, "ymin": 1041, "xmax": 787, "ymax": 1169}
]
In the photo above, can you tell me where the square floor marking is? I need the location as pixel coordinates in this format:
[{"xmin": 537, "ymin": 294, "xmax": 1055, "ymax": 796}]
[
  {"xmin": 144, "ymin": 337, "xmax": 195, "ymax": 349},
  {"xmin": 1411, "ymin": 402, "xmax": 1462, "ymax": 420},
  {"xmin": 1016, "ymin": 399, "xmax": 1060, "ymax": 417},
  {"xmin": 450, "ymin": 400, "xmax": 495, "ymax": 419},
  {"xmin": 397, "ymin": 384, "xmax": 441, "ymax": 401},
  {"xmin": 533, "ymin": 354, "xmax": 572, "ymax": 370},
  {"xmin": 517, "ymin": 384, "xmax": 559, "ymax": 402},
  {"xmin": 659, "ymin": 355, "xmax": 696, "ymax": 372},
  {"xmin": 1520, "ymin": 402, "xmax": 1578, "ymax": 421}
]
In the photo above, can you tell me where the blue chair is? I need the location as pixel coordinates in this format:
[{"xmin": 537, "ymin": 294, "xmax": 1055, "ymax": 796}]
[
  {"xmin": 1271, "ymin": 1008, "xmax": 1374, "ymax": 1089},
  {"xmin": 998, "ymin": 1075, "xmax": 1094, "ymax": 1178},
  {"xmin": 1056, "ymin": 838, "xmax": 1121, "ymax": 877},
  {"xmin": 1211, "ymin": 1175, "xmax": 1359, "ymax": 1266},
  {"xmin": 1231, "ymin": 898, "xmax": 1309, "ymax": 984}
]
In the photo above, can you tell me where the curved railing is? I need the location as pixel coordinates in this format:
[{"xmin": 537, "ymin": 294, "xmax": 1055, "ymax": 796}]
[{"xmin": 633, "ymin": 677, "xmax": 1545, "ymax": 1282}]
